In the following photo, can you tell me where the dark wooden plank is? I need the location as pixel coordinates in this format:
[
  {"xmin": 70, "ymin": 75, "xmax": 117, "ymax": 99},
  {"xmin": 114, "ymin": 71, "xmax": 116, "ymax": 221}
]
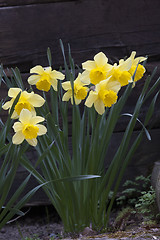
[
  {"xmin": 0, "ymin": 0, "xmax": 159, "ymax": 130},
  {"xmin": 0, "ymin": 0, "xmax": 76, "ymax": 7},
  {"xmin": 0, "ymin": 0, "xmax": 160, "ymax": 71}
]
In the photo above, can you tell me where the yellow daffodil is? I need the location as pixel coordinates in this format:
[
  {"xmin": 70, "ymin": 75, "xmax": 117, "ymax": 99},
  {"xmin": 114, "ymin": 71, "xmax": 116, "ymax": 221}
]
[
  {"xmin": 106, "ymin": 58, "xmax": 132, "ymax": 87},
  {"xmin": 12, "ymin": 109, "xmax": 47, "ymax": 146},
  {"xmin": 128, "ymin": 51, "xmax": 147, "ymax": 82},
  {"xmin": 85, "ymin": 78, "xmax": 121, "ymax": 115},
  {"xmin": 81, "ymin": 52, "xmax": 112, "ymax": 85},
  {"xmin": 62, "ymin": 73, "xmax": 89, "ymax": 105},
  {"xmin": 28, "ymin": 65, "xmax": 65, "ymax": 92},
  {"xmin": 2, "ymin": 88, "xmax": 45, "ymax": 119}
]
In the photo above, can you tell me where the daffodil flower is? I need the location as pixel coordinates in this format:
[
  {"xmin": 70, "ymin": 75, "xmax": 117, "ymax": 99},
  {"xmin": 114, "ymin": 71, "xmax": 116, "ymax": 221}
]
[
  {"xmin": 62, "ymin": 73, "xmax": 89, "ymax": 105},
  {"xmin": 2, "ymin": 88, "xmax": 45, "ymax": 119},
  {"xmin": 128, "ymin": 51, "xmax": 147, "ymax": 82},
  {"xmin": 81, "ymin": 52, "xmax": 112, "ymax": 85},
  {"xmin": 28, "ymin": 65, "xmax": 65, "ymax": 92},
  {"xmin": 85, "ymin": 78, "xmax": 121, "ymax": 115},
  {"xmin": 106, "ymin": 58, "xmax": 132, "ymax": 87},
  {"xmin": 12, "ymin": 109, "xmax": 47, "ymax": 146}
]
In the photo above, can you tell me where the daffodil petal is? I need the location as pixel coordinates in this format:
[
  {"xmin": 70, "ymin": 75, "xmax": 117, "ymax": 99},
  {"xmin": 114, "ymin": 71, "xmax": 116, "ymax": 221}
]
[
  {"xmin": 71, "ymin": 97, "xmax": 81, "ymax": 105},
  {"xmin": 80, "ymin": 71, "xmax": 90, "ymax": 84},
  {"xmin": 50, "ymin": 79, "xmax": 58, "ymax": 91},
  {"xmin": 99, "ymin": 79, "xmax": 109, "ymax": 88},
  {"xmin": 29, "ymin": 94, "xmax": 45, "ymax": 107},
  {"xmin": 13, "ymin": 122, "xmax": 23, "ymax": 132},
  {"xmin": 74, "ymin": 73, "xmax": 82, "ymax": 84},
  {"xmin": 62, "ymin": 81, "xmax": 71, "ymax": 91},
  {"xmin": 37, "ymin": 124, "xmax": 47, "ymax": 136},
  {"xmin": 94, "ymin": 52, "xmax": 108, "ymax": 67},
  {"xmin": 30, "ymin": 65, "xmax": 44, "ymax": 74},
  {"xmin": 19, "ymin": 109, "xmax": 32, "ymax": 123},
  {"xmin": 44, "ymin": 67, "xmax": 52, "ymax": 73},
  {"xmin": 21, "ymin": 91, "xmax": 32, "ymax": 99},
  {"xmin": 103, "ymin": 63, "xmax": 113, "ymax": 72},
  {"xmin": 30, "ymin": 108, "xmax": 36, "ymax": 117},
  {"xmin": 30, "ymin": 116, "xmax": 45, "ymax": 125},
  {"xmin": 50, "ymin": 70, "xmax": 65, "ymax": 80},
  {"xmin": 133, "ymin": 57, "xmax": 147, "ymax": 65},
  {"xmin": 130, "ymin": 51, "xmax": 136, "ymax": 60},
  {"xmin": 26, "ymin": 138, "xmax": 37, "ymax": 146},
  {"xmin": 12, "ymin": 131, "xmax": 25, "ymax": 145},
  {"xmin": 11, "ymin": 110, "xmax": 19, "ymax": 119},
  {"xmin": 28, "ymin": 75, "xmax": 40, "ymax": 85},
  {"xmin": 82, "ymin": 60, "xmax": 96, "ymax": 71},
  {"xmin": 107, "ymin": 81, "xmax": 121, "ymax": 93},
  {"xmin": 2, "ymin": 100, "xmax": 13, "ymax": 110},
  {"xmin": 94, "ymin": 99, "xmax": 105, "ymax": 115},
  {"xmin": 8, "ymin": 88, "xmax": 22, "ymax": 98},
  {"xmin": 85, "ymin": 91, "xmax": 98, "ymax": 108},
  {"xmin": 119, "ymin": 58, "xmax": 132, "ymax": 71},
  {"xmin": 62, "ymin": 91, "xmax": 72, "ymax": 101},
  {"xmin": 119, "ymin": 59, "xmax": 125, "ymax": 64}
]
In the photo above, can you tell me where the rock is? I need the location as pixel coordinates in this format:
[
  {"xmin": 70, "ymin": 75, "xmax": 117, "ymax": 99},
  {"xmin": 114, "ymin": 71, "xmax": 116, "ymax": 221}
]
[
  {"xmin": 81, "ymin": 226, "xmax": 97, "ymax": 236},
  {"xmin": 156, "ymin": 170, "xmax": 160, "ymax": 212},
  {"xmin": 151, "ymin": 161, "xmax": 160, "ymax": 189}
]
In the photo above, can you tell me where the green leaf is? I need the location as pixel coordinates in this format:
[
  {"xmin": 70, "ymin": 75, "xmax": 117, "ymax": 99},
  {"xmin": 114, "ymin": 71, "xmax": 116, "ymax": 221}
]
[
  {"xmin": 47, "ymin": 47, "xmax": 52, "ymax": 67},
  {"xmin": 11, "ymin": 67, "xmax": 24, "ymax": 90},
  {"xmin": 121, "ymin": 113, "xmax": 151, "ymax": 140}
]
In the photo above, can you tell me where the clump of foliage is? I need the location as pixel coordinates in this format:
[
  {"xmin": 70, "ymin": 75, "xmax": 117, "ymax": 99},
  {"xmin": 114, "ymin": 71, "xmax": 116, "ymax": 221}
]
[
  {"xmin": 1, "ymin": 41, "xmax": 160, "ymax": 234},
  {"xmin": 116, "ymin": 175, "xmax": 152, "ymax": 207},
  {"xmin": 114, "ymin": 175, "xmax": 160, "ymax": 227},
  {"xmin": 135, "ymin": 186, "xmax": 160, "ymax": 221}
]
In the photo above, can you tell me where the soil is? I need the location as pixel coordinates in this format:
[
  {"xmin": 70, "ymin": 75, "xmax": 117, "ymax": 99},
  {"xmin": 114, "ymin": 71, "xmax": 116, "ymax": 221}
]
[{"xmin": 0, "ymin": 205, "xmax": 160, "ymax": 240}]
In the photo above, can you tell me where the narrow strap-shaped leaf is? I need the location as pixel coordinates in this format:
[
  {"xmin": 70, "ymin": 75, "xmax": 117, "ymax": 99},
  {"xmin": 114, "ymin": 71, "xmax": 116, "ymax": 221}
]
[
  {"xmin": 47, "ymin": 47, "xmax": 52, "ymax": 67},
  {"xmin": 144, "ymin": 91, "xmax": 160, "ymax": 125},
  {"xmin": 0, "ymin": 174, "xmax": 31, "ymax": 223},
  {"xmin": 144, "ymin": 76, "xmax": 160, "ymax": 102},
  {"xmin": 121, "ymin": 113, "xmax": 151, "ymax": 140},
  {"xmin": 105, "ymin": 132, "xmax": 143, "ymax": 225},
  {"xmin": 11, "ymin": 67, "xmax": 24, "ymax": 90}
]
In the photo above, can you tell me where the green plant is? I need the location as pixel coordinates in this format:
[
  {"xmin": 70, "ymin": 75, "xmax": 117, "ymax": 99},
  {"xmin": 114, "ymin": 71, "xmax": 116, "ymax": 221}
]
[
  {"xmin": 0, "ymin": 66, "xmax": 99, "ymax": 231},
  {"xmin": 116, "ymin": 175, "xmax": 152, "ymax": 207},
  {"xmin": 135, "ymin": 186, "xmax": 159, "ymax": 221},
  {"xmin": 1, "ymin": 41, "xmax": 160, "ymax": 234},
  {"xmin": 115, "ymin": 175, "xmax": 160, "ymax": 226},
  {"xmin": 0, "ymin": 88, "xmax": 32, "ymax": 229}
]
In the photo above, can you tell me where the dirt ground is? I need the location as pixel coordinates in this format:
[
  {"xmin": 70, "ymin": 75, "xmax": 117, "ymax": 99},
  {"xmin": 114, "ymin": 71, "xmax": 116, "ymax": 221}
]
[{"xmin": 0, "ymin": 205, "xmax": 160, "ymax": 240}]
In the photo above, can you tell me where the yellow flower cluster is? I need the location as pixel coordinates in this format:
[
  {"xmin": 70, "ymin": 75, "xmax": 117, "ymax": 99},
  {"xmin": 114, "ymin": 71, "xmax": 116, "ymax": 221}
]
[
  {"xmin": 2, "ymin": 65, "xmax": 65, "ymax": 146},
  {"xmin": 63, "ymin": 51, "xmax": 146, "ymax": 114},
  {"xmin": 2, "ymin": 51, "xmax": 146, "ymax": 146},
  {"xmin": 3, "ymin": 88, "xmax": 47, "ymax": 146}
]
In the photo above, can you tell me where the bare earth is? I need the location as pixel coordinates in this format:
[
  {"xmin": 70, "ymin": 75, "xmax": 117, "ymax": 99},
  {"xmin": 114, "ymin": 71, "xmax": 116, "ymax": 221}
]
[{"xmin": 0, "ymin": 206, "xmax": 160, "ymax": 240}]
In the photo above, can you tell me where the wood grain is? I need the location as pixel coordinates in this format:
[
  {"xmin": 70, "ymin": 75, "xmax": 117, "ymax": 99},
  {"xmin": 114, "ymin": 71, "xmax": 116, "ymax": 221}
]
[
  {"xmin": 0, "ymin": 0, "xmax": 76, "ymax": 7},
  {"xmin": 0, "ymin": 0, "xmax": 159, "ymax": 71}
]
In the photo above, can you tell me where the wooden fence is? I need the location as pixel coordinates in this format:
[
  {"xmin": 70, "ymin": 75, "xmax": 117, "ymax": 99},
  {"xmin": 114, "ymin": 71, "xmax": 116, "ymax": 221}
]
[{"xmin": 0, "ymin": 0, "xmax": 160, "ymax": 205}]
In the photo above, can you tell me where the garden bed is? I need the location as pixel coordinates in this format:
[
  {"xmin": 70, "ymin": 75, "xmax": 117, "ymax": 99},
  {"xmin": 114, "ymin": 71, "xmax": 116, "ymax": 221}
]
[{"xmin": 0, "ymin": 205, "xmax": 160, "ymax": 240}]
